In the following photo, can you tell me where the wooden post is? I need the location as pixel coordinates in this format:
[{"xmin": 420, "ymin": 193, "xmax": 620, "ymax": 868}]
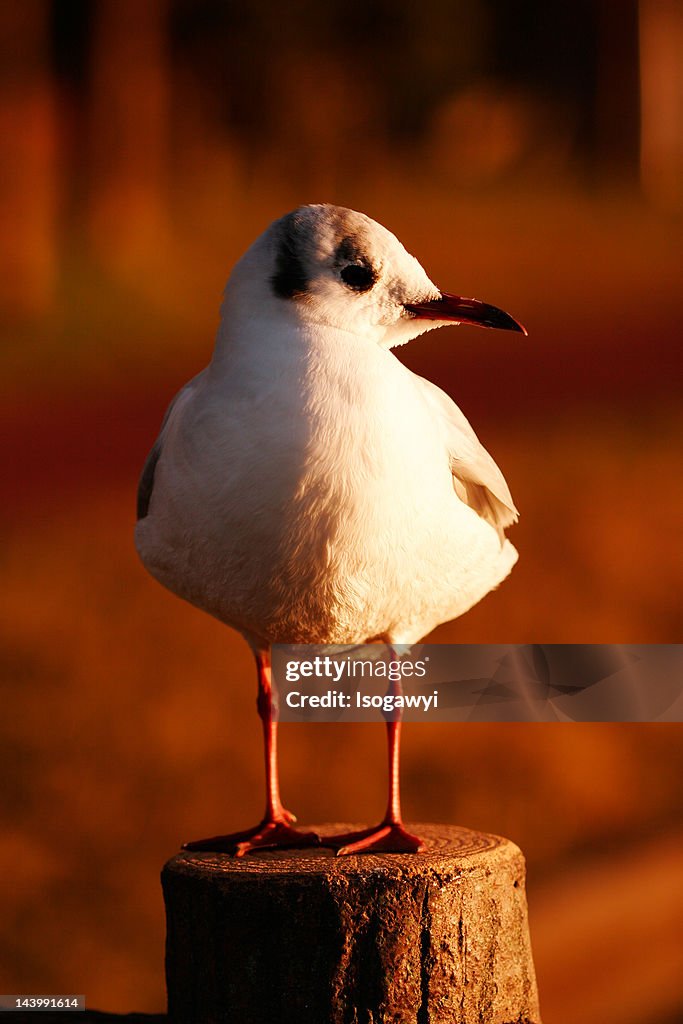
[{"xmin": 162, "ymin": 824, "xmax": 542, "ymax": 1024}]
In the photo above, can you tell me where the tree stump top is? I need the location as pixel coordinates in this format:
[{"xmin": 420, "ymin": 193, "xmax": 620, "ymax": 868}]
[{"xmin": 165, "ymin": 822, "xmax": 522, "ymax": 881}]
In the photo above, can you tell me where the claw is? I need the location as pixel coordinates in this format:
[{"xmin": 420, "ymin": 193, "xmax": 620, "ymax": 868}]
[
  {"xmin": 183, "ymin": 819, "xmax": 319, "ymax": 856},
  {"xmin": 324, "ymin": 823, "xmax": 425, "ymax": 856}
]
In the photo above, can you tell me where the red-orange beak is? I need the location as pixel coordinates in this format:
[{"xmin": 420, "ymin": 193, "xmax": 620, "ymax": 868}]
[{"xmin": 404, "ymin": 292, "xmax": 527, "ymax": 334}]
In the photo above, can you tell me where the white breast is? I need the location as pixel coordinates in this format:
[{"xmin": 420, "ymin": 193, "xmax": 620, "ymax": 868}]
[{"xmin": 135, "ymin": 323, "xmax": 516, "ymax": 646}]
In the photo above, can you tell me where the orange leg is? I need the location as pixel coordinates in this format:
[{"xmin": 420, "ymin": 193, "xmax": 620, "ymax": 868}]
[
  {"xmin": 325, "ymin": 649, "xmax": 424, "ymax": 855},
  {"xmin": 183, "ymin": 651, "xmax": 320, "ymax": 856}
]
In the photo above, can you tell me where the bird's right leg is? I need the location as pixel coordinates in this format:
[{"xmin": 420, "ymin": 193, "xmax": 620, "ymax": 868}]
[
  {"xmin": 325, "ymin": 648, "xmax": 424, "ymax": 855},
  {"xmin": 183, "ymin": 651, "xmax": 320, "ymax": 856}
]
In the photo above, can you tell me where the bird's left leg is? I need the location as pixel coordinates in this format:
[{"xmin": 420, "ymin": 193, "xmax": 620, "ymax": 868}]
[
  {"xmin": 325, "ymin": 648, "xmax": 424, "ymax": 855},
  {"xmin": 183, "ymin": 651, "xmax": 320, "ymax": 856}
]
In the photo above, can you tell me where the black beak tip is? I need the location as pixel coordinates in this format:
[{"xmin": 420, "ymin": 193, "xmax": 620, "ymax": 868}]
[
  {"xmin": 494, "ymin": 309, "xmax": 527, "ymax": 336},
  {"xmin": 471, "ymin": 300, "xmax": 527, "ymax": 335}
]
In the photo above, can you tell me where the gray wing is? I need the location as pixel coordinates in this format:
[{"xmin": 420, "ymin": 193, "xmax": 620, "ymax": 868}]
[
  {"xmin": 415, "ymin": 374, "xmax": 518, "ymax": 536},
  {"xmin": 137, "ymin": 442, "xmax": 162, "ymax": 520},
  {"xmin": 136, "ymin": 373, "xmax": 202, "ymax": 521}
]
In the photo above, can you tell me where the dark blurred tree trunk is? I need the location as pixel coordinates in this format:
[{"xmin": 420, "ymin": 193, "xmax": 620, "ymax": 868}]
[
  {"xmin": 638, "ymin": 0, "xmax": 683, "ymax": 209},
  {"xmin": 265, "ymin": 53, "xmax": 384, "ymax": 195},
  {"xmin": 594, "ymin": 0, "xmax": 641, "ymax": 182},
  {"xmin": 86, "ymin": 0, "xmax": 171, "ymax": 271},
  {"xmin": 0, "ymin": 1, "xmax": 57, "ymax": 315}
]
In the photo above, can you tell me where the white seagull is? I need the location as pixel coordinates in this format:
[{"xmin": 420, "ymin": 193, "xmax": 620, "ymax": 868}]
[{"xmin": 135, "ymin": 204, "xmax": 524, "ymax": 856}]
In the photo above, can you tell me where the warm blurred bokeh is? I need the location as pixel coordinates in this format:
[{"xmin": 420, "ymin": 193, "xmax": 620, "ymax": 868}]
[{"xmin": 1, "ymin": 2, "xmax": 682, "ymax": 1021}]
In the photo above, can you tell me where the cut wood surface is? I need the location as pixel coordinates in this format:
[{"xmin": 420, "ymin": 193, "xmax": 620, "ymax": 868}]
[{"xmin": 163, "ymin": 823, "xmax": 541, "ymax": 1024}]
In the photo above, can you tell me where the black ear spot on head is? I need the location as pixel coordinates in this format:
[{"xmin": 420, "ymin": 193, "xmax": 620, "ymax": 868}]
[{"xmin": 271, "ymin": 213, "xmax": 308, "ymax": 299}]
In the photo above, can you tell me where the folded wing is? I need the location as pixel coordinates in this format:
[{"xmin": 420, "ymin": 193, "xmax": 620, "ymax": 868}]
[
  {"xmin": 136, "ymin": 372, "xmax": 203, "ymax": 521},
  {"xmin": 414, "ymin": 374, "xmax": 518, "ymax": 538}
]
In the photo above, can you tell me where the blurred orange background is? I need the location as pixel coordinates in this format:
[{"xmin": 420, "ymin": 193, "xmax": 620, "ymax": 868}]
[{"xmin": 1, "ymin": 2, "xmax": 682, "ymax": 1022}]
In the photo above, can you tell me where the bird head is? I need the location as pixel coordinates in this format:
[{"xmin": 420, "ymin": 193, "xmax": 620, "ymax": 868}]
[{"xmin": 225, "ymin": 204, "xmax": 525, "ymax": 347}]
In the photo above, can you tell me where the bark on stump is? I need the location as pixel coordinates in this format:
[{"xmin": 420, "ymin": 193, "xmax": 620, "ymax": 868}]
[{"xmin": 162, "ymin": 823, "xmax": 542, "ymax": 1024}]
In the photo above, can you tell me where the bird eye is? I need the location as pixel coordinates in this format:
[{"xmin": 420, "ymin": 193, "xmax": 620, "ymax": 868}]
[{"xmin": 340, "ymin": 263, "xmax": 376, "ymax": 292}]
